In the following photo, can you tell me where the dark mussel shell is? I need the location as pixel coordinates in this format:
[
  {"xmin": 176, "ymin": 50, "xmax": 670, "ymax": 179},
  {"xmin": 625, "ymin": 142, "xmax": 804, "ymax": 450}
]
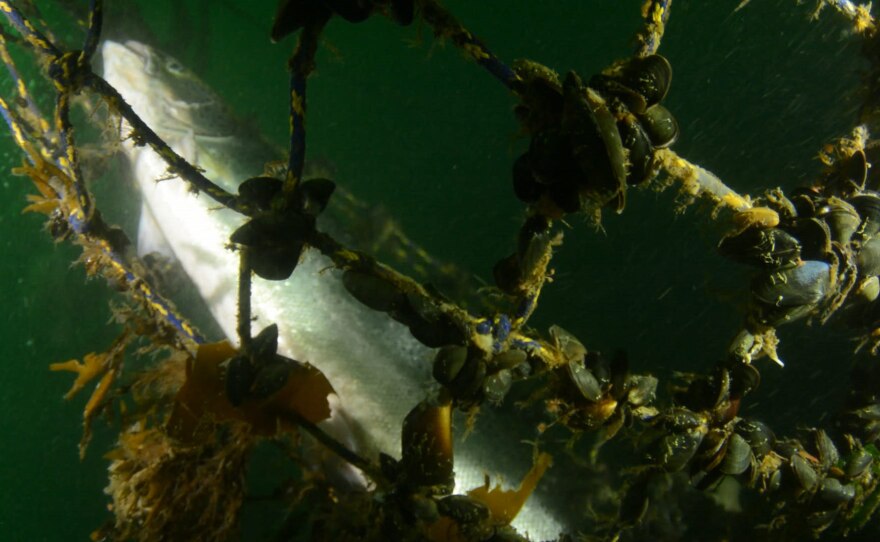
[
  {"xmin": 857, "ymin": 235, "xmax": 880, "ymax": 276},
  {"xmin": 271, "ymin": 0, "xmax": 332, "ymax": 41},
  {"xmin": 736, "ymin": 419, "xmax": 776, "ymax": 457},
  {"xmin": 617, "ymin": 113, "xmax": 655, "ymax": 186},
  {"xmin": 853, "ymin": 192, "xmax": 880, "ymax": 238},
  {"xmin": 295, "ymin": 177, "xmax": 336, "ymax": 217},
  {"xmin": 230, "ymin": 214, "xmax": 308, "ymax": 281},
  {"xmin": 512, "ymin": 153, "xmax": 542, "ymax": 204},
  {"xmin": 818, "ymin": 198, "xmax": 861, "ymax": 245},
  {"xmin": 562, "ymin": 72, "xmax": 627, "ymax": 211},
  {"xmin": 589, "ymin": 73, "xmax": 648, "ymax": 115},
  {"xmin": 602, "ymin": 54, "xmax": 672, "ymax": 108},
  {"xmin": 341, "ymin": 269, "xmax": 406, "ymax": 313},
  {"xmin": 719, "ymin": 227, "xmax": 801, "ymax": 270},
  {"xmin": 720, "ymin": 433, "xmax": 753, "ymax": 475},
  {"xmin": 790, "ymin": 217, "xmax": 832, "ymax": 260},
  {"xmin": 401, "ymin": 397, "xmax": 454, "ymax": 490},
  {"xmin": 827, "ymin": 148, "xmax": 868, "ymax": 195},
  {"xmin": 752, "ymin": 260, "xmax": 831, "ymax": 324},
  {"xmin": 239, "ymin": 176, "xmax": 283, "ymax": 211},
  {"xmin": 637, "ymin": 104, "xmax": 679, "ymax": 148},
  {"xmin": 398, "ymin": 291, "xmax": 467, "ymax": 348}
]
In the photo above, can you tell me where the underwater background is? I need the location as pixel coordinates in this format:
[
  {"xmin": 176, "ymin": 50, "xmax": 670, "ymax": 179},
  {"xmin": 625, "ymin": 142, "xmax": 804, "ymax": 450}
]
[{"xmin": 0, "ymin": 0, "xmax": 873, "ymax": 539}]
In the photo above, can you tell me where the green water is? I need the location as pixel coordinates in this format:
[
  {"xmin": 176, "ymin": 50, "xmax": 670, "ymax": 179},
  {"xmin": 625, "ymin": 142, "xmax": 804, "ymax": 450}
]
[{"xmin": 0, "ymin": 0, "xmax": 870, "ymax": 539}]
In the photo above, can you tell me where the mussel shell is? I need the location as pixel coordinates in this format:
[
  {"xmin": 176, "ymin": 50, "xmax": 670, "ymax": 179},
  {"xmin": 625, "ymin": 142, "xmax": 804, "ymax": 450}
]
[
  {"xmin": 433, "ymin": 346, "xmax": 469, "ymax": 386},
  {"xmin": 401, "ymin": 398, "xmax": 454, "ymax": 490},
  {"xmin": 853, "ymin": 193, "xmax": 880, "ymax": 238},
  {"xmin": 445, "ymin": 353, "xmax": 486, "ymax": 400},
  {"xmin": 567, "ymin": 360, "xmax": 602, "ymax": 402},
  {"xmin": 827, "ymin": 148, "xmax": 868, "ymax": 195},
  {"xmin": 249, "ymin": 242, "xmax": 304, "ymax": 281},
  {"xmin": 547, "ymin": 179, "xmax": 583, "ymax": 214},
  {"xmin": 626, "ymin": 374, "xmax": 658, "ymax": 406},
  {"xmin": 398, "ymin": 292, "xmax": 467, "ymax": 348},
  {"xmin": 866, "ymin": 141, "xmax": 880, "ymax": 191},
  {"xmin": 790, "ymin": 454, "xmax": 819, "ymax": 492},
  {"xmin": 483, "ymin": 368, "xmax": 513, "ymax": 404},
  {"xmin": 527, "ymin": 130, "xmax": 575, "ymax": 183},
  {"xmin": 858, "ymin": 235, "xmax": 880, "ymax": 276},
  {"xmin": 819, "ymin": 477, "xmax": 856, "ymax": 504},
  {"xmin": 225, "ymin": 354, "xmax": 254, "ymax": 406},
  {"xmin": 562, "ymin": 72, "xmax": 627, "ymax": 211},
  {"xmin": 493, "ymin": 253, "xmax": 522, "ymax": 294},
  {"xmin": 296, "ymin": 177, "xmax": 336, "ymax": 217},
  {"xmin": 252, "ymin": 323, "xmax": 280, "ymax": 358},
  {"xmin": 752, "ymin": 260, "xmax": 831, "ymax": 309},
  {"xmin": 729, "ymin": 362, "xmax": 761, "ymax": 398},
  {"xmin": 341, "ymin": 269, "xmax": 406, "ymax": 313},
  {"xmin": 588, "ymin": 73, "xmax": 648, "ymax": 114},
  {"xmin": 736, "ymin": 419, "xmax": 776, "ymax": 457},
  {"xmin": 637, "ymin": 104, "xmax": 679, "ymax": 148},
  {"xmin": 815, "ymin": 429, "xmax": 840, "ymax": 469},
  {"xmin": 818, "ymin": 198, "xmax": 861, "ymax": 244},
  {"xmin": 617, "ymin": 114, "xmax": 655, "ymax": 185},
  {"xmin": 720, "ymin": 433, "xmax": 753, "ymax": 475},
  {"xmin": 855, "ymin": 275, "xmax": 880, "ymax": 302},
  {"xmin": 845, "ymin": 447, "xmax": 874, "ymax": 478},
  {"xmin": 492, "ymin": 349, "xmax": 528, "ymax": 371},
  {"xmin": 719, "ymin": 227, "xmax": 801, "ymax": 270},
  {"xmin": 238, "ymin": 176, "xmax": 282, "ymax": 210},
  {"xmin": 517, "ymin": 214, "xmax": 552, "ymax": 258},
  {"xmin": 250, "ymin": 357, "xmax": 293, "ymax": 399},
  {"xmin": 271, "ymin": 0, "xmax": 332, "ymax": 41},
  {"xmin": 606, "ymin": 54, "xmax": 672, "ymax": 106},
  {"xmin": 437, "ymin": 495, "xmax": 491, "ymax": 538},
  {"xmin": 790, "ymin": 217, "xmax": 832, "ymax": 260},
  {"xmin": 230, "ymin": 214, "xmax": 312, "ymax": 280},
  {"xmin": 512, "ymin": 153, "xmax": 542, "ymax": 203},
  {"xmin": 655, "ymin": 427, "xmax": 704, "ymax": 472},
  {"xmin": 550, "ymin": 325, "xmax": 587, "ymax": 363}
]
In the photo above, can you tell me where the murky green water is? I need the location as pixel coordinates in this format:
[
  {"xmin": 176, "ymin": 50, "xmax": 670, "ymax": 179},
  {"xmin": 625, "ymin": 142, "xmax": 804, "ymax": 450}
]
[{"xmin": 0, "ymin": 1, "xmax": 871, "ymax": 539}]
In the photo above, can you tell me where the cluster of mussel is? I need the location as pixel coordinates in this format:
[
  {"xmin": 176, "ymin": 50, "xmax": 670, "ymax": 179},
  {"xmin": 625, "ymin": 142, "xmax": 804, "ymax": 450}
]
[
  {"xmin": 540, "ymin": 325, "xmax": 659, "ymax": 441},
  {"xmin": 510, "ymin": 54, "xmax": 679, "ymax": 217},
  {"xmin": 718, "ymin": 143, "xmax": 880, "ymax": 348},
  {"xmin": 624, "ymin": 362, "xmax": 878, "ymax": 537}
]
